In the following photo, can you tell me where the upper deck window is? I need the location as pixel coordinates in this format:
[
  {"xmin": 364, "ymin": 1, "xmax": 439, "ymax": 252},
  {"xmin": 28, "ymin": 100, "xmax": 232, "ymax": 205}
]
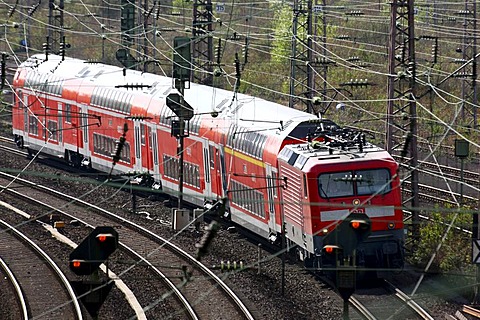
[{"xmin": 318, "ymin": 168, "xmax": 391, "ymax": 198}]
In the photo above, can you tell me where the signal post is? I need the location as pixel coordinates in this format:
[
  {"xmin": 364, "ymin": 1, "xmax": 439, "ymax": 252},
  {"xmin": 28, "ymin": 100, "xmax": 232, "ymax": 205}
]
[
  {"xmin": 69, "ymin": 226, "xmax": 119, "ymax": 319},
  {"xmin": 322, "ymin": 213, "xmax": 371, "ymax": 319},
  {"xmin": 168, "ymin": 37, "xmax": 194, "ymax": 210}
]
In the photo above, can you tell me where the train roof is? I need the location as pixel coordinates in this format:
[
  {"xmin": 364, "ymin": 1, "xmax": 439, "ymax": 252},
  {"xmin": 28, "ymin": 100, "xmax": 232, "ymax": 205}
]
[
  {"xmin": 18, "ymin": 54, "xmax": 319, "ymax": 137},
  {"xmin": 278, "ymin": 131, "xmax": 395, "ymax": 171}
]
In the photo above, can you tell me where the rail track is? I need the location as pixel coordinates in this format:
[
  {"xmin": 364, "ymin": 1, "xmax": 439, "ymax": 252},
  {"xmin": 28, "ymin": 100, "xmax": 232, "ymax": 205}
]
[
  {"xmin": 0, "ymin": 217, "xmax": 82, "ymax": 319},
  {"xmin": 0, "ymin": 170, "xmax": 255, "ymax": 320},
  {"xmin": 349, "ymin": 280, "xmax": 434, "ymax": 320}
]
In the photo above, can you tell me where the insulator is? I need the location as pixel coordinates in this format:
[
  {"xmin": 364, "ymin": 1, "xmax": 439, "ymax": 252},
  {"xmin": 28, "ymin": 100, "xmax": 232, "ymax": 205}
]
[{"xmin": 220, "ymin": 260, "xmax": 245, "ymax": 272}]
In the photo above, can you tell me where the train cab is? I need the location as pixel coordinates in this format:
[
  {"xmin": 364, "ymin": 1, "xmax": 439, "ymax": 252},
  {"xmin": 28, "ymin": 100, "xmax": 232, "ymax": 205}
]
[{"xmin": 278, "ymin": 129, "xmax": 404, "ymax": 276}]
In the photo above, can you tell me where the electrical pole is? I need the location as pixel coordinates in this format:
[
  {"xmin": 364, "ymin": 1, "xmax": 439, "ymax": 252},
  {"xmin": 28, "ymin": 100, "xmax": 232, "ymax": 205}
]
[
  {"xmin": 118, "ymin": 0, "xmax": 137, "ymax": 69},
  {"xmin": 141, "ymin": 0, "xmax": 150, "ymax": 72},
  {"xmin": 386, "ymin": 0, "xmax": 420, "ymax": 242},
  {"xmin": 192, "ymin": 0, "xmax": 214, "ymax": 85},
  {"xmin": 315, "ymin": 0, "xmax": 329, "ymax": 113},
  {"xmin": 48, "ymin": 0, "xmax": 64, "ymax": 54},
  {"xmin": 458, "ymin": 0, "xmax": 478, "ymax": 129},
  {"xmin": 289, "ymin": 0, "xmax": 315, "ymax": 114}
]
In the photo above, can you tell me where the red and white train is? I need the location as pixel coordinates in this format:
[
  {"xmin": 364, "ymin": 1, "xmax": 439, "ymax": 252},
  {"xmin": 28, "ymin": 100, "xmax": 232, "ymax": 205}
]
[{"xmin": 12, "ymin": 54, "xmax": 404, "ymax": 275}]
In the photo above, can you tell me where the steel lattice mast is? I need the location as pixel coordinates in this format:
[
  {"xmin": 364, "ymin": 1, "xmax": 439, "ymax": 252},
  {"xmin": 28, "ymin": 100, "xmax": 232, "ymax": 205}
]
[
  {"xmin": 289, "ymin": 0, "xmax": 314, "ymax": 114},
  {"xmin": 192, "ymin": 0, "xmax": 213, "ymax": 86},
  {"xmin": 48, "ymin": 0, "xmax": 64, "ymax": 54},
  {"xmin": 386, "ymin": 0, "xmax": 420, "ymax": 241},
  {"xmin": 459, "ymin": 0, "xmax": 478, "ymax": 128}
]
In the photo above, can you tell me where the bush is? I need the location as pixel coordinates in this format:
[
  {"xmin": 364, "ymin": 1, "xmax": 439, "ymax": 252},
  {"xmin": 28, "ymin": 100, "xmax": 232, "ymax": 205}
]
[{"xmin": 410, "ymin": 207, "xmax": 473, "ymax": 274}]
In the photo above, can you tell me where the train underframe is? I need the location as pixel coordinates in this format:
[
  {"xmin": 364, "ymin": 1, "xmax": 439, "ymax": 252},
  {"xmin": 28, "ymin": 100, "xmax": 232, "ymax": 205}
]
[{"xmin": 289, "ymin": 232, "xmax": 404, "ymax": 279}]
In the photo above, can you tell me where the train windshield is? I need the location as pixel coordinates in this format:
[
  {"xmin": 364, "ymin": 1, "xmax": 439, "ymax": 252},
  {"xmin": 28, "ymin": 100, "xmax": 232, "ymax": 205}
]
[{"xmin": 318, "ymin": 168, "xmax": 391, "ymax": 198}]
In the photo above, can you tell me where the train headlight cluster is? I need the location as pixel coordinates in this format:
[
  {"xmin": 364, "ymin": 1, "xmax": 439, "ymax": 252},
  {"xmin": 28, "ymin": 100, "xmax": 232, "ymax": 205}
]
[{"xmin": 387, "ymin": 222, "xmax": 395, "ymax": 230}]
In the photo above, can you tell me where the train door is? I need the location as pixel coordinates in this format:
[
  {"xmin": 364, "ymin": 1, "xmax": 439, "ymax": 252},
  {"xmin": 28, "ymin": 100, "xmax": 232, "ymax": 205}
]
[
  {"xmin": 208, "ymin": 142, "xmax": 227, "ymax": 199},
  {"xmin": 151, "ymin": 129, "xmax": 159, "ymax": 178},
  {"xmin": 142, "ymin": 123, "xmax": 154, "ymax": 172},
  {"xmin": 203, "ymin": 140, "xmax": 212, "ymax": 197},
  {"xmin": 57, "ymin": 102, "xmax": 63, "ymax": 145},
  {"xmin": 80, "ymin": 104, "xmax": 88, "ymax": 156},
  {"xmin": 265, "ymin": 164, "xmax": 277, "ymax": 233},
  {"xmin": 133, "ymin": 121, "xmax": 142, "ymax": 171},
  {"xmin": 22, "ymin": 94, "xmax": 29, "ymax": 144}
]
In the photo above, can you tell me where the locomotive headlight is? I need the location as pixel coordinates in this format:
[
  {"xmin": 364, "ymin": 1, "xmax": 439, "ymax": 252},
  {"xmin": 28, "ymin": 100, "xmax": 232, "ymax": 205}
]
[
  {"xmin": 352, "ymin": 199, "xmax": 360, "ymax": 206},
  {"xmin": 387, "ymin": 222, "xmax": 395, "ymax": 230},
  {"xmin": 321, "ymin": 228, "xmax": 329, "ymax": 235}
]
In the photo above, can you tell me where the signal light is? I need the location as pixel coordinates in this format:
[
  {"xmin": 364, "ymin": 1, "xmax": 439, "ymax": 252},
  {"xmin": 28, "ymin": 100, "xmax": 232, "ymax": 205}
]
[
  {"xmin": 323, "ymin": 245, "xmax": 341, "ymax": 254},
  {"xmin": 350, "ymin": 219, "xmax": 369, "ymax": 230},
  {"xmin": 322, "ymin": 213, "xmax": 371, "ymax": 258},
  {"xmin": 96, "ymin": 234, "xmax": 112, "ymax": 242},
  {"xmin": 72, "ymin": 260, "xmax": 83, "ymax": 268}
]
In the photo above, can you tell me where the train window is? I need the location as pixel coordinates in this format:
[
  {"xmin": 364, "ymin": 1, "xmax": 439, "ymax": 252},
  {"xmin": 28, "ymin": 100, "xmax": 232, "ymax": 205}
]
[
  {"xmin": 203, "ymin": 148, "xmax": 210, "ymax": 183},
  {"xmin": 135, "ymin": 126, "xmax": 140, "ymax": 158},
  {"xmin": 42, "ymin": 120, "xmax": 46, "ymax": 139},
  {"xmin": 141, "ymin": 125, "xmax": 146, "ymax": 146},
  {"xmin": 267, "ymin": 175, "xmax": 275, "ymax": 213},
  {"xmin": 318, "ymin": 171, "xmax": 354, "ymax": 198},
  {"xmin": 93, "ymin": 134, "xmax": 99, "ymax": 153},
  {"xmin": 195, "ymin": 167, "xmax": 200, "ymax": 188},
  {"xmin": 356, "ymin": 169, "xmax": 391, "ymax": 195},
  {"xmin": 24, "ymin": 105, "xmax": 28, "ymax": 132},
  {"xmin": 79, "ymin": 112, "xmax": 84, "ymax": 128},
  {"xmin": 152, "ymin": 132, "xmax": 158, "ymax": 165},
  {"xmin": 124, "ymin": 143, "xmax": 131, "ymax": 163},
  {"xmin": 29, "ymin": 115, "xmax": 38, "ymax": 135},
  {"xmin": 65, "ymin": 104, "xmax": 71, "ymax": 123},
  {"xmin": 47, "ymin": 120, "xmax": 58, "ymax": 141},
  {"xmin": 209, "ymin": 145, "xmax": 215, "ymax": 169},
  {"xmin": 185, "ymin": 163, "xmax": 190, "ymax": 185}
]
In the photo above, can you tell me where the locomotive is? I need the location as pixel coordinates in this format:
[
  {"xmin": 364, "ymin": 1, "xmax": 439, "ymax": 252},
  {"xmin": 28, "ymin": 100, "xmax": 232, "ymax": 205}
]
[{"xmin": 12, "ymin": 54, "xmax": 404, "ymax": 276}]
